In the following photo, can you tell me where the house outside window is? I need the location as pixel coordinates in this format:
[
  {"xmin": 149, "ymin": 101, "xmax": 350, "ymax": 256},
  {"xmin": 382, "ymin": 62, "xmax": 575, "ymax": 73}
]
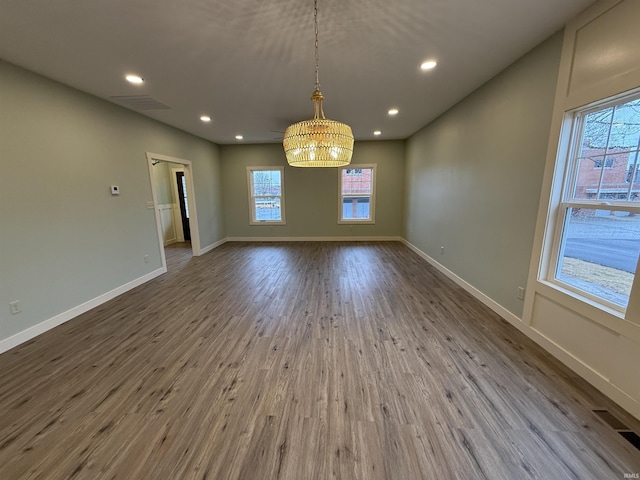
[
  {"xmin": 593, "ymin": 157, "xmax": 615, "ymax": 168},
  {"xmin": 338, "ymin": 165, "xmax": 376, "ymax": 224},
  {"xmin": 247, "ymin": 167, "xmax": 285, "ymax": 225},
  {"xmin": 549, "ymin": 93, "xmax": 640, "ymax": 312},
  {"xmin": 627, "ymin": 158, "xmax": 640, "ymax": 184}
]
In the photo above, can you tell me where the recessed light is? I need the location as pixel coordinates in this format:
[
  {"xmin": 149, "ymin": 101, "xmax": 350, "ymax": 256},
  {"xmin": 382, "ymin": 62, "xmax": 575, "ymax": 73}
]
[
  {"xmin": 125, "ymin": 74, "xmax": 144, "ymax": 84},
  {"xmin": 235, "ymin": 135, "xmax": 244, "ymax": 140},
  {"xmin": 420, "ymin": 60, "xmax": 438, "ymax": 70},
  {"xmin": 388, "ymin": 108, "xmax": 399, "ymax": 116},
  {"xmin": 200, "ymin": 115, "xmax": 211, "ymax": 122},
  {"xmin": 373, "ymin": 130, "xmax": 382, "ymax": 136}
]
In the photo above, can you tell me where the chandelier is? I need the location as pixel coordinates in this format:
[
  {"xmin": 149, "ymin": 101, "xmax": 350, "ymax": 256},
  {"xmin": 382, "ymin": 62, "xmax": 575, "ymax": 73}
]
[{"xmin": 283, "ymin": 0, "xmax": 354, "ymax": 167}]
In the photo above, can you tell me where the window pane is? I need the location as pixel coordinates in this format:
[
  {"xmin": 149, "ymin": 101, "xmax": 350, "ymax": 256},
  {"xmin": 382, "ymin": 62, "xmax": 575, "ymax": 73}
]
[
  {"xmin": 574, "ymin": 156, "xmax": 605, "ymax": 200},
  {"xmin": 254, "ymin": 197, "xmax": 281, "ymax": 221},
  {"xmin": 341, "ymin": 168, "xmax": 372, "ymax": 195},
  {"xmin": 607, "ymin": 99, "xmax": 640, "ymax": 156},
  {"xmin": 556, "ymin": 208, "xmax": 640, "ymax": 307},
  {"xmin": 629, "ymin": 155, "xmax": 640, "ymax": 203},
  {"xmin": 600, "ymin": 155, "xmax": 631, "ymax": 201},
  {"xmin": 342, "ymin": 197, "xmax": 370, "ymax": 220},
  {"xmin": 573, "ymin": 98, "xmax": 640, "ymax": 202},
  {"xmin": 581, "ymin": 107, "xmax": 613, "ymax": 155},
  {"xmin": 252, "ymin": 170, "xmax": 281, "ymax": 197}
]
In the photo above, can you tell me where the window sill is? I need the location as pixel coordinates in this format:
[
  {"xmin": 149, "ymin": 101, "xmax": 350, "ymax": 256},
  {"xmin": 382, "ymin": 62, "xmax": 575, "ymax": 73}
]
[{"xmin": 338, "ymin": 219, "xmax": 376, "ymax": 225}]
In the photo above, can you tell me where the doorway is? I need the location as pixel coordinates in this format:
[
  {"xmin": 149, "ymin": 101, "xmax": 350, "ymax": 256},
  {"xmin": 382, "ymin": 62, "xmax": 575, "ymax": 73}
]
[
  {"xmin": 173, "ymin": 169, "xmax": 191, "ymax": 242},
  {"xmin": 146, "ymin": 152, "xmax": 201, "ymax": 272}
]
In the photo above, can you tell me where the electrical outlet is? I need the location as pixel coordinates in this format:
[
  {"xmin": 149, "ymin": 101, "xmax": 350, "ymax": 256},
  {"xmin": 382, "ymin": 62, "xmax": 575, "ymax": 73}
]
[
  {"xmin": 517, "ymin": 287, "xmax": 525, "ymax": 300},
  {"xmin": 9, "ymin": 300, "xmax": 21, "ymax": 315},
  {"xmin": 144, "ymin": 255, "xmax": 149, "ymax": 263}
]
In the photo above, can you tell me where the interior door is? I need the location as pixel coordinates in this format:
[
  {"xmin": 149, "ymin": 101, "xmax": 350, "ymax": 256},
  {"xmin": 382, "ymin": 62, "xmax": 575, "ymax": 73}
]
[{"xmin": 176, "ymin": 171, "xmax": 191, "ymax": 241}]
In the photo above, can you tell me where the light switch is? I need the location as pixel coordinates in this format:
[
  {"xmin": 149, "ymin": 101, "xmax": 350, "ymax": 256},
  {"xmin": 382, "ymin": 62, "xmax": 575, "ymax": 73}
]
[{"xmin": 110, "ymin": 185, "xmax": 120, "ymax": 195}]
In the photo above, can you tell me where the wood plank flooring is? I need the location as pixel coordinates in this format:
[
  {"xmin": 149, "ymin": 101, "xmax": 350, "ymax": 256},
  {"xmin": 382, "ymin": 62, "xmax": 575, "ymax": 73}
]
[{"xmin": 1, "ymin": 241, "xmax": 639, "ymax": 479}]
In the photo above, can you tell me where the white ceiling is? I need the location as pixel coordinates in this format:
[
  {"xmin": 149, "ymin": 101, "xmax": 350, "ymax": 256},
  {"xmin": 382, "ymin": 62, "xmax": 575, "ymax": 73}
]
[{"xmin": 0, "ymin": 0, "xmax": 595, "ymax": 145}]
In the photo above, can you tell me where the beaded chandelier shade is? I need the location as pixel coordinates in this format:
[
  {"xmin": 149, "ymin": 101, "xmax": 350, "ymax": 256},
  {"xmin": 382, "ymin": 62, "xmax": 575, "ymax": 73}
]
[{"xmin": 283, "ymin": 0, "xmax": 354, "ymax": 167}]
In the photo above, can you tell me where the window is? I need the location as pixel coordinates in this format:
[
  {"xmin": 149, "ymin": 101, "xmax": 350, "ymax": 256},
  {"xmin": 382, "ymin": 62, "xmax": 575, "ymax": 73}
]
[
  {"xmin": 550, "ymin": 93, "xmax": 640, "ymax": 312},
  {"xmin": 593, "ymin": 157, "xmax": 615, "ymax": 169},
  {"xmin": 627, "ymin": 161, "xmax": 640, "ymax": 184},
  {"xmin": 339, "ymin": 165, "xmax": 376, "ymax": 223},
  {"xmin": 247, "ymin": 167, "xmax": 285, "ymax": 224}
]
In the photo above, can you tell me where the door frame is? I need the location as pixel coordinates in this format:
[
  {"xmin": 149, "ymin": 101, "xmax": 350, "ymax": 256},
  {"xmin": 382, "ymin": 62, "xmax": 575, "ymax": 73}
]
[{"xmin": 146, "ymin": 152, "xmax": 201, "ymax": 269}]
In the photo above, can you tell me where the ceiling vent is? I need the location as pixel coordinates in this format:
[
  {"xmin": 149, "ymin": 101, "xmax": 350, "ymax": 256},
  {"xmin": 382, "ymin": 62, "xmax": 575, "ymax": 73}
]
[{"xmin": 110, "ymin": 95, "xmax": 170, "ymax": 111}]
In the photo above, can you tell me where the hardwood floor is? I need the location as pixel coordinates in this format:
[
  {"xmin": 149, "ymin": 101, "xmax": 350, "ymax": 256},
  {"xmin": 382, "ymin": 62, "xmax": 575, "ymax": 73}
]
[{"xmin": 1, "ymin": 241, "xmax": 639, "ymax": 479}]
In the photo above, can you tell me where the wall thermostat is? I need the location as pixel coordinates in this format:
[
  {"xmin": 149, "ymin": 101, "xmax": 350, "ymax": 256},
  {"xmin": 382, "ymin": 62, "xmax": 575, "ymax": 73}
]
[{"xmin": 110, "ymin": 185, "xmax": 120, "ymax": 195}]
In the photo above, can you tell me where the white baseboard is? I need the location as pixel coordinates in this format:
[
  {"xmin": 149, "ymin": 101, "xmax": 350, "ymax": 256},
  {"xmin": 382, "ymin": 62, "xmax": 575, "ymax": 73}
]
[
  {"xmin": 225, "ymin": 236, "xmax": 403, "ymax": 242},
  {"xmin": 401, "ymin": 239, "xmax": 640, "ymax": 420},
  {"xmin": 0, "ymin": 267, "xmax": 166, "ymax": 354},
  {"xmin": 196, "ymin": 237, "xmax": 228, "ymax": 256}
]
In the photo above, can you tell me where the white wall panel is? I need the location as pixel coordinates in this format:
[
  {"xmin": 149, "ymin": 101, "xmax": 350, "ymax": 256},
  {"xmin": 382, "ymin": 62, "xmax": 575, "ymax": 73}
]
[
  {"xmin": 526, "ymin": 0, "xmax": 640, "ymax": 419},
  {"xmin": 531, "ymin": 295, "xmax": 617, "ymax": 380},
  {"xmin": 609, "ymin": 335, "xmax": 640, "ymax": 401},
  {"xmin": 569, "ymin": 0, "xmax": 640, "ymax": 96},
  {"xmin": 159, "ymin": 204, "xmax": 177, "ymax": 245}
]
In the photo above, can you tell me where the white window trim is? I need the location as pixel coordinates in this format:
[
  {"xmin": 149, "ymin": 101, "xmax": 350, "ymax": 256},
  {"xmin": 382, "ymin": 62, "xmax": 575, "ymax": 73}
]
[
  {"xmin": 246, "ymin": 166, "xmax": 286, "ymax": 225},
  {"xmin": 544, "ymin": 93, "xmax": 640, "ymax": 317},
  {"xmin": 338, "ymin": 164, "xmax": 376, "ymax": 224}
]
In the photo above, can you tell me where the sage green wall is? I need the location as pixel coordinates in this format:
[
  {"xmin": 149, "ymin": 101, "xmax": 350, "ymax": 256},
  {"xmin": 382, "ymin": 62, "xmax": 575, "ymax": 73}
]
[
  {"xmin": 0, "ymin": 60, "xmax": 224, "ymax": 342},
  {"xmin": 220, "ymin": 141, "xmax": 405, "ymax": 238},
  {"xmin": 404, "ymin": 32, "xmax": 563, "ymax": 318}
]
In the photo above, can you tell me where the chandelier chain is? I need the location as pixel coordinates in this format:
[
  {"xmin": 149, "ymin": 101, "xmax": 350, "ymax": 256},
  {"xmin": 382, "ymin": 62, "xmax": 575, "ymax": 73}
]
[
  {"xmin": 314, "ymin": 0, "xmax": 320, "ymax": 91},
  {"xmin": 282, "ymin": 0, "xmax": 353, "ymax": 167}
]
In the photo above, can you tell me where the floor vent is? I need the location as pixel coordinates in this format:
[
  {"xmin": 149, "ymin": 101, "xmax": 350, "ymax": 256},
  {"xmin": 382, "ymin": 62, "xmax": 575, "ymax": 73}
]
[
  {"xmin": 619, "ymin": 431, "xmax": 640, "ymax": 450},
  {"xmin": 110, "ymin": 95, "xmax": 170, "ymax": 111},
  {"xmin": 593, "ymin": 409, "xmax": 640, "ymax": 451}
]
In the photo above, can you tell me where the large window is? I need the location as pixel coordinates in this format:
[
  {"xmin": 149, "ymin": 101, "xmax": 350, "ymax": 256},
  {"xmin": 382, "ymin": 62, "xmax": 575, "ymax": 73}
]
[
  {"xmin": 551, "ymin": 94, "xmax": 640, "ymax": 312},
  {"xmin": 247, "ymin": 167, "xmax": 285, "ymax": 225},
  {"xmin": 339, "ymin": 165, "xmax": 376, "ymax": 224}
]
